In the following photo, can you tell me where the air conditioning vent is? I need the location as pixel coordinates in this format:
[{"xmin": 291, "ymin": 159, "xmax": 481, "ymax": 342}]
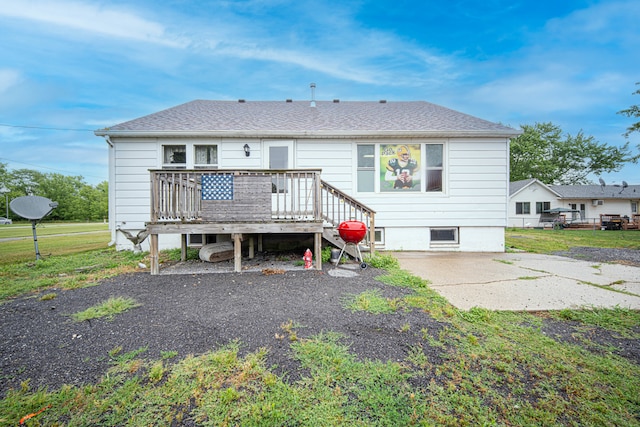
[{"xmin": 592, "ymin": 200, "xmax": 604, "ymax": 206}]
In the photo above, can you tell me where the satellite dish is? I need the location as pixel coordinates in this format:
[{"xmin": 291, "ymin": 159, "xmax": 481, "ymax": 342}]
[
  {"xmin": 598, "ymin": 177, "xmax": 606, "ymax": 192},
  {"xmin": 620, "ymin": 180, "xmax": 628, "ymax": 194},
  {"xmin": 10, "ymin": 196, "xmax": 58, "ymax": 260},
  {"xmin": 10, "ymin": 196, "xmax": 58, "ymax": 220}
]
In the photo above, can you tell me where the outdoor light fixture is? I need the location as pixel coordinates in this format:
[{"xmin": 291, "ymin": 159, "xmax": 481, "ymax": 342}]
[{"xmin": 243, "ymin": 144, "xmax": 250, "ymax": 157}]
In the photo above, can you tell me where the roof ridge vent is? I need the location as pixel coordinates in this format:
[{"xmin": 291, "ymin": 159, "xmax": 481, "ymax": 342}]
[
  {"xmin": 286, "ymin": 99, "xmax": 292, "ymax": 103},
  {"xmin": 238, "ymin": 99, "xmax": 246, "ymax": 103},
  {"xmin": 310, "ymin": 83, "xmax": 316, "ymax": 107},
  {"xmin": 379, "ymin": 100, "xmax": 387, "ymax": 103},
  {"xmin": 333, "ymin": 99, "xmax": 340, "ymax": 103}
]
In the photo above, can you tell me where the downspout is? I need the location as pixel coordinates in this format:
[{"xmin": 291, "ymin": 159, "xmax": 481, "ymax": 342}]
[{"xmin": 103, "ymin": 135, "xmax": 116, "ymax": 246}]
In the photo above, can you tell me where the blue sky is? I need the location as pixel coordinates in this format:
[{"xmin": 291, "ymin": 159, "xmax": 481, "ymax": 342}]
[{"xmin": 0, "ymin": 0, "xmax": 638, "ymax": 186}]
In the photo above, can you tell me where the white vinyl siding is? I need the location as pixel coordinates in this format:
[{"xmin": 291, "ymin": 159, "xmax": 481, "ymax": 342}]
[{"xmin": 110, "ymin": 136, "xmax": 510, "ymax": 252}]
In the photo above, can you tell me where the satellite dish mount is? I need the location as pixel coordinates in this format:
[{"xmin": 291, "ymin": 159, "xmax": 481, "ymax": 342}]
[{"xmin": 9, "ymin": 196, "xmax": 58, "ymax": 260}]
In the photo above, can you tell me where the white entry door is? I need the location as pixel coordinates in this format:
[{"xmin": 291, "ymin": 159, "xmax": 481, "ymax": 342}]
[{"xmin": 264, "ymin": 140, "xmax": 294, "ymax": 215}]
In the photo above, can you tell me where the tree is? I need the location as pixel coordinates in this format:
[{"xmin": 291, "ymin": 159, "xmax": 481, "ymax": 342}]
[
  {"xmin": 510, "ymin": 122, "xmax": 639, "ymax": 185},
  {"xmin": 618, "ymin": 82, "xmax": 640, "ymax": 137},
  {"xmin": 0, "ymin": 165, "xmax": 108, "ymax": 221}
]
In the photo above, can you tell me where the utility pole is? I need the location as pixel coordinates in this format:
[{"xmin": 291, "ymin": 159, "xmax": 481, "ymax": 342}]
[{"xmin": 0, "ymin": 185, "xmax": 8, "ymax": 219}]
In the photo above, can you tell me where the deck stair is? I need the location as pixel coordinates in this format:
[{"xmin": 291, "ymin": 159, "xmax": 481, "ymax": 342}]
[{"xmin": 319, "ymin": 180, "xmax": 375, "ymax": 260}]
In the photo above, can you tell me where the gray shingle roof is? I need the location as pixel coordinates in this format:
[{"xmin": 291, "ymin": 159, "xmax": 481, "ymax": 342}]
[
  {"xmin": 96, "ymin": 100, "xmax": 519, "ymax": 137},
  {"xmin": 509, "ymin": 179, "xmax": 537, "ymax": 196},
  {"xmin": 550, "ymin": 184, "xmax": 640, "ymax": 200}
]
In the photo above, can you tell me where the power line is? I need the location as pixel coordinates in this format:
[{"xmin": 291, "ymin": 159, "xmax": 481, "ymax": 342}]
[{"xmin": 0, "ymin": 123, "xmax": 95, "ymax": 132}]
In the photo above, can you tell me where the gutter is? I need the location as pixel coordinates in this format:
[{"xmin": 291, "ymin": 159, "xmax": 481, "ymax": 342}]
[{"xmin": 94, "ymin": 129, "xmax": 522, "ymax": 139}]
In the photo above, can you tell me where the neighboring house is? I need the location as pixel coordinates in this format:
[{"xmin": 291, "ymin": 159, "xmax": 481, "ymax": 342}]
[
  {"xmin": 509, "ymin": 178, "xmax": 640, "ymax": 227},
  {"xmin": 508, "ymin": 179, "xmax": 563, "ymax": 228},
  {"xmin": 95, "ymin": 99, "xmax": 519, "ymax": 272}
]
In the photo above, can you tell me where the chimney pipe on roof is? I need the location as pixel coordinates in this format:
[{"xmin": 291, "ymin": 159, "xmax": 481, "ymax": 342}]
[{"xmin": 310, "ymin": 83, "xmax": 316, "ymax": 107}]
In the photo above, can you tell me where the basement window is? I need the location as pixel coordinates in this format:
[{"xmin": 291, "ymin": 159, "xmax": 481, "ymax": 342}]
[{"xmin": 430, "ymin": 228, "xmax": 458, "ymax": 245}]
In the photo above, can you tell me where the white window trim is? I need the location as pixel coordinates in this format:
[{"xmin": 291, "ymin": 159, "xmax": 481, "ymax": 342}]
[
  {"xmin": 354, "ymin": 141, "xmax": 447, "ymax": 194},
  {"xmin": 429, "ymin": 227, "xmax": 459, "ymax": 246}
]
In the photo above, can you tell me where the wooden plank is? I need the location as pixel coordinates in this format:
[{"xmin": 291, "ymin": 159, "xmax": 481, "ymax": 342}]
[
  {"xmin": 202, "ymin": 175, "xmax": 271, "ymax": 221},
  {"xmin": 147, "ymin": 222, "xmax": 324, "ymax": 234},
  {"xmin": 181, "ymin": 234, "xmax": 187, "ymax": 261},
  {"xmin": 233, "ymin": 233, "xmax": 242, "ymax": 272},
  {"xmin": 150, "ymin": 234, "xmax": 159, "ymax": 275},
  {"xmin": 314, "ymin": 232, "xmax": 322, "ymax": 270}
]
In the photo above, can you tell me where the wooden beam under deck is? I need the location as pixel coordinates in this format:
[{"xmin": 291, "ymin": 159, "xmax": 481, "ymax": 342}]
[{"xmin": 146, "ymin": 221, "xmax": 324, "ymax": 274}]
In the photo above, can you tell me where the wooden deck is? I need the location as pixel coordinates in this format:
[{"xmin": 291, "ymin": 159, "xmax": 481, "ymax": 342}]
[{"xmin": 146, "ymin": 169, "xmax": 375, "ymax": 274}]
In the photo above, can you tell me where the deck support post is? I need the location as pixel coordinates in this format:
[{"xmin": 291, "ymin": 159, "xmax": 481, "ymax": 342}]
[
  {"xmin": 248, "ymin": 236, "xmax": 255, "ymax": 259},
  {"xmin": 150, "ymin": 233, "xmax": 159, "ymax": 275},
  {"xmin": 233, "ymin": 233, "xmax": 242, "ymax": 272},
  {"xmin": 180, "ymin": 234, "xmax": 188, "ymax": 261},
  {"xmin": 314, "ymin": 232, "xmax": 322, "ymax": 270}
]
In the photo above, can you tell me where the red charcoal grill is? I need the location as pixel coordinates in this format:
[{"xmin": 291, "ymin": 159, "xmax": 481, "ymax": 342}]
[{"xmin": 336, "ymin": 220, "xmax": 368, "ymax": 268}]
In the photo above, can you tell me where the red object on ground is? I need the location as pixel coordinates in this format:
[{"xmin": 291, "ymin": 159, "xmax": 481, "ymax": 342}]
[
  {"xmin": 338, "ymin": 221, "xmax": 367, "ymax": 244},
  {"xmin": 303, "ymin": 248, "xmax": 313, "ymax": 269}
]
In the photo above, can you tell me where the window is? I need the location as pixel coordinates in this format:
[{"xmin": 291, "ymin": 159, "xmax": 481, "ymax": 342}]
[
  {"xmin": 357, "ymin": 143, "xmax": 444, "ymax": 193},
  {"xmin": 424, "ymin": 144, "xmax": 443, "ymax": 192},
  {"xmin": 632, "ymin": 202, "xmax": 638, "ymax": 214},
  {"xmin": 535, "ymin": 201, "xmax": 550, "ymax": 214},
  {"xmin": 194, "ymin": 145, "xmax": 218, "ymax": 168},
  {"xmin": 516, "ymin": 202, "xmax": 530, "ymax": 215},
  {"xmin": 430, "ymin": 228, "xmax": 458, "ymax": 244},
  {"xmin": 163, "ymin": 145, "xmax": 186, "ymax": 168},
  {"xmin": 381, "ymin": 144, "xmax": 421, "ymax": 192},
  {"xmin": 357, "ymin": 145, "xmax": 375, "ymax": 192},
  {"xmin": 269, "ymin": 146, "xmax": 289, "ymax": 193},
  {"xmin": 374, "ymin": 228, "xmax": 385, "ymax": 246}
]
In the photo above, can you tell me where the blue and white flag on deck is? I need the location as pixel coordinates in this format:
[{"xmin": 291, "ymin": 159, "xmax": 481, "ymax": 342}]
[{"xmin": 202, "ymin": 174, "xmax": 234, "ymax": 200}]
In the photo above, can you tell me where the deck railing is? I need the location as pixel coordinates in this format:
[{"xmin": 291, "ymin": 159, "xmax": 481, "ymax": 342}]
[
  {"xmin": 149, "ymin": 169, "xmax": 375, "ymax": 249},
  {"xmin": 150, "ymin": 169, "xmax": 323, "ymax": 222},
  {"xmin": 320, "ymin": 180, "xmax": 376, "ymax": 249}
]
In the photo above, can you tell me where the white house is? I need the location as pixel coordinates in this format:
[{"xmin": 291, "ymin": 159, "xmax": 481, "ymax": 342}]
[
  {"xmin": 508, "ymin": 179, "xmax": 563, "ymax": 227},
  {"xmin": 95, "ymin": 99, "xmax": 519, "ymax": 271},
  {"xmin": 509, "ymin": 178, "xmax": 640, "ymax": 227}
]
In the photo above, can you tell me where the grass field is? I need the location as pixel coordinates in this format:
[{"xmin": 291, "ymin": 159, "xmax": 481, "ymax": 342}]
[
  {"xmin": 0, "ymin": 226, "xmax": 638, "ymax": 426},
  {"xmin": 0, "ymin": 222, "xmax": 110, "ymax": 265},
  {"xmin": 506, "ymin": 227, "xmax": 640, "ymax": 253}
]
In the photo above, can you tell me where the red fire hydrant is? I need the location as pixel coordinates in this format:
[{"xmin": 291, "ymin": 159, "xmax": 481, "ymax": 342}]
[{"xmin": 303, "ymin": 248, "xmax": 313, "ymax": 269}]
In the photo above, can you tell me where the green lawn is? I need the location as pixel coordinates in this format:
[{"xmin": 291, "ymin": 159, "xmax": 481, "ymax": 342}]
[
  {"xmin": 0, "ymin": 222, "xmax": 109, "ymax": 265},
  {"xmin": 506, "ymin": 228, "xmax": 640, "ymax": 253}
]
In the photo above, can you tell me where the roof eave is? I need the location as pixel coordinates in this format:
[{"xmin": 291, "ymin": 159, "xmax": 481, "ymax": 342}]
[{"xmin": 95, "ymin": 129, "xmax": 520, "ymax": 139}]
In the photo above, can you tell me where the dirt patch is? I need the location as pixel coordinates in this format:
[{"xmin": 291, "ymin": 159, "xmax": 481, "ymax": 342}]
[{"xmin": 0, "ymin": 264, "xmax": 446, "ymax": 396}]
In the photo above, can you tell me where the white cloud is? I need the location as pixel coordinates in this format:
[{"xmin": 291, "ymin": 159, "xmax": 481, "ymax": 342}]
[
  {"xmin": 464, "ymin": 0, "xmax": 638, "ymax": 119},
  {"xmin": 0, "ymin": 69, "xmax": 22, "ymax": 94},
  {"xmin": 544, "ymin": 0, "xmax": 640, "ymax": 45},
  {"xmin": 0, "ymin": 0, "xmax": 187, "ymax": 47}
]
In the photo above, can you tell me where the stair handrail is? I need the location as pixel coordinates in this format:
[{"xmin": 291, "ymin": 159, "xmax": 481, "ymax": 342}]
[{"xmin": 320, "ymin": 180, "xmax": 376, "ymax": 253}]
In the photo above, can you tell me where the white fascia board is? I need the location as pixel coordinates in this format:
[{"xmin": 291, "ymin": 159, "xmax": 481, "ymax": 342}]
[{"xmin": 95, "ymin": 129, "xmax": 520, "ymax": 139}]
